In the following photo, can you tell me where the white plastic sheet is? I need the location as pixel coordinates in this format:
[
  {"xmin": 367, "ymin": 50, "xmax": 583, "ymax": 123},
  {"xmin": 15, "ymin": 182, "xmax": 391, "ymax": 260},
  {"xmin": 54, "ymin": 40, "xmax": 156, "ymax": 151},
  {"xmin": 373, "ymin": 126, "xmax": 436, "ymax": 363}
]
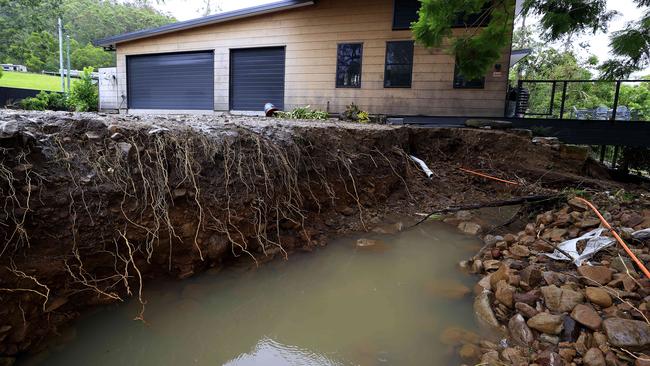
[
  {"xmin": 410, "ymin": 155, "xmax": 434, "ymax": 179},
  {"xmin": 545, "ymin": 228, "xmax": 615, "ymax": 266}
]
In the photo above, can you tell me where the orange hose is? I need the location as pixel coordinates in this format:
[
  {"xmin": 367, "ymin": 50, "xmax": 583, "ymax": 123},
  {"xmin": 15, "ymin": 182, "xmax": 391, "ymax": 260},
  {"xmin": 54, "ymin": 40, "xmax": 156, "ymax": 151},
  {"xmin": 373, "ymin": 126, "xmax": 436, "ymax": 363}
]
[
  {"xmin": 574, "ymin": 197, "xmax": 650, "ymax": 280},
  {"xmin": 459, "ymin": 167, "xmax": 520, "ymax": 186}
]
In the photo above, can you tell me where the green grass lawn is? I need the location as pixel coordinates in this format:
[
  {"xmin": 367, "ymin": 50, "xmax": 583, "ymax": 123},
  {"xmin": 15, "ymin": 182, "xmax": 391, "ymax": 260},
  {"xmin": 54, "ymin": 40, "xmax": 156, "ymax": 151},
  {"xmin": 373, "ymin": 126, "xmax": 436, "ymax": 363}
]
[{"xmin": 0, "ymin": 71, "xmax": 63, "ymax": 92}]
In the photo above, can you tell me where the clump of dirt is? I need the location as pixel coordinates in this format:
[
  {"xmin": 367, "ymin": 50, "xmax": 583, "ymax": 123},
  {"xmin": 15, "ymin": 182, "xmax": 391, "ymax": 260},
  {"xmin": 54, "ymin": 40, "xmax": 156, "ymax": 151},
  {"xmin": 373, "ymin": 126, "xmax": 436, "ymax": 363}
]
[{"xmin": 0, "ymin": 111, "xmax": 612, "ymax": 358}]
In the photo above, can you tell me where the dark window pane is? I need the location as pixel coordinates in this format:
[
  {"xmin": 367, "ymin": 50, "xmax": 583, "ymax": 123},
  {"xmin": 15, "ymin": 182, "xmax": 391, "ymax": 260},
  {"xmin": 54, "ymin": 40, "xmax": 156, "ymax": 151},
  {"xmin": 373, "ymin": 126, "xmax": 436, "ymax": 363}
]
[
  {"xmin": 384, "ymin": 41, "xmax": 414, "ymax": 88},
  {"xmin": 452, "ymin": 2, "xmax": 492, "ymax": 27},
  {"xmin": 393, "ymin": 0, "xmax": 420, "ymax": 30},
  {"xmin": 336, "ymin": 43, "xmax": 363, "ymax": 88},
  {"xmin": 453, "ymin": 63, "xmax": 485, "ymax": 89}
]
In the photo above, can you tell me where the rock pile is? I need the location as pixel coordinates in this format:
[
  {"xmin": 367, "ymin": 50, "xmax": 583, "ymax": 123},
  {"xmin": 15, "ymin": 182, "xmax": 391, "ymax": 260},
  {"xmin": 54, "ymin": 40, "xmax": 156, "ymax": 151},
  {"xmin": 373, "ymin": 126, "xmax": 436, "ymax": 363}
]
[{"xmin": 454, "ymin": 195, "xmax": 650, "ymax": 365}]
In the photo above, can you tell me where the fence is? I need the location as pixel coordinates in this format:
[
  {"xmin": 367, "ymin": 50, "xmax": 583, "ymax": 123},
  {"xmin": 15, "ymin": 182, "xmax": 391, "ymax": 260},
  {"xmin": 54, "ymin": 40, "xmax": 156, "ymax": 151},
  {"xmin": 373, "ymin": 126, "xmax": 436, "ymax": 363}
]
[
  {"xmin": 0, "ymin": 87, "xmax": 45, "ymax": 107},
  {"xmin": 516, "ymin": 79, "xmax": 650, "ymax": 122}
]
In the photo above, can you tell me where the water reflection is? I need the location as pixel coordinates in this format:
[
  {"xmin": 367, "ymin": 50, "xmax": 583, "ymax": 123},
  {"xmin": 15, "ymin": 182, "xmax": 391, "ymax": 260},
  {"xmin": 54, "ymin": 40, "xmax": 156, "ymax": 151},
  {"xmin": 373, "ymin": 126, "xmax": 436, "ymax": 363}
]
[
  {"xmin": 225, "ymin": 337, "xmax": 344, "ymax": 366},
  {"xmin": 19, "ymin": 221, "xmax": 481, "ymax": 366}
]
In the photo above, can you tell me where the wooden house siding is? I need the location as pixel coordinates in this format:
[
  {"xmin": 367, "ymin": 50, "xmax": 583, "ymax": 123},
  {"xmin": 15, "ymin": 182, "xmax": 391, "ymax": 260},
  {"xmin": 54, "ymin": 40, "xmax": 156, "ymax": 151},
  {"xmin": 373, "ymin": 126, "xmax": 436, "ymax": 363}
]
[{"xmin": 115, "ymin": 0, "xmax": 512, "ymax": 116}]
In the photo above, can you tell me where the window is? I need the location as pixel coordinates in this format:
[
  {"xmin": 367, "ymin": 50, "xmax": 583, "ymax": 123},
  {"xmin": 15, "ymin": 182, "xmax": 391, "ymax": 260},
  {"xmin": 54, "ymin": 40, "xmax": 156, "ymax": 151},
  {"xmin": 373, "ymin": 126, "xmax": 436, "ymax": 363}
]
[
  {"xmin": 392, "ymin": 0, "xmax": 490, "ymax": 30},
  {"xmin": 336, "ymin": 43, "xmax": 363, "ymax": 88},
  {"xmin": 393, "ymin": 0, "xmax": 420, "ymax": 30},
  {"xmin": 393, "ymin": 0, "xmax": 422, "ymax": 30},
  {"xmin": 384, "ymin": 41, "xmax": 414, "ymax": 88},
  {"xmin": 453, "ymin": 63, "xmax": 485, "ymax": 89},
  {"xmin": 452, "ymin": 2, "xmax": 492, "ymax": 28}
]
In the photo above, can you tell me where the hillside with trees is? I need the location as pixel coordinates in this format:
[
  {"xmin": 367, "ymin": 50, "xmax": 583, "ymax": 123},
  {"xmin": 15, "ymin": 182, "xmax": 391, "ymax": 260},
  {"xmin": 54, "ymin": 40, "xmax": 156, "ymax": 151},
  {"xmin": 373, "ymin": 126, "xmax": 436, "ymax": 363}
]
[{"xmin": 0, "ymin": 0, "xmax": 175, "ymax": 72}]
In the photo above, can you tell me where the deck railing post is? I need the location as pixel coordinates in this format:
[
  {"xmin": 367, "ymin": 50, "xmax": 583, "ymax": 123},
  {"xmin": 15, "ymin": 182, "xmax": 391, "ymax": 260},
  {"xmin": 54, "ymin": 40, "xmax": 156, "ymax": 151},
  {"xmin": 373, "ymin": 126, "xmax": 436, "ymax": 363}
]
[
  {"xmin": 559, "ymin": 81, "xmax": 568, "ymax": 119},
  {"xmin": 549, "ymin": 81, "xmax": 557, "ymax": 117},
  {"xmin": 611, "ymin": 80, "xmax": 622, "ymax": 121}
]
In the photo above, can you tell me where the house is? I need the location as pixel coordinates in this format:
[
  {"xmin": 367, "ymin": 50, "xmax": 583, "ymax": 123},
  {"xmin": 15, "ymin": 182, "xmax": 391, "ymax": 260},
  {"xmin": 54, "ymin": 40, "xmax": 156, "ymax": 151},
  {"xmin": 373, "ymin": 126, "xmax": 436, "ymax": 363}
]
[
  {"xmin": 95, "ymin": 0, "xmax": 515, "ymax": 117},
  {"xmin": 1, "ymin": 64, "xmax": 27, "ymax": 72}
]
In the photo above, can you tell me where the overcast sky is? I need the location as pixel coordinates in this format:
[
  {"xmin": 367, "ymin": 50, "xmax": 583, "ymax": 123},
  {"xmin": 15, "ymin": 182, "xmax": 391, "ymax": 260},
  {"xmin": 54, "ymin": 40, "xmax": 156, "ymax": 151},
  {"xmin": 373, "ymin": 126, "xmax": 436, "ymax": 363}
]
[{"xmin": 155, "ymin": 0, "xmax": 649, "ymax": 76}]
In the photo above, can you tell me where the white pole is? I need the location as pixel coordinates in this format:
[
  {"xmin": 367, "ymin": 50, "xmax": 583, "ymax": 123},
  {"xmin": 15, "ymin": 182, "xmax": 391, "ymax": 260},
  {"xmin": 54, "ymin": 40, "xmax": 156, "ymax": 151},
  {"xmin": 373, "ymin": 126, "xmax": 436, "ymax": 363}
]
[
  {"xmin": 66, "ymin": 35, "xmax": 71, "ymax": 92},
  {"xmin": 58, "ymin": 18, "xmax": 65, "ymax": 93}
]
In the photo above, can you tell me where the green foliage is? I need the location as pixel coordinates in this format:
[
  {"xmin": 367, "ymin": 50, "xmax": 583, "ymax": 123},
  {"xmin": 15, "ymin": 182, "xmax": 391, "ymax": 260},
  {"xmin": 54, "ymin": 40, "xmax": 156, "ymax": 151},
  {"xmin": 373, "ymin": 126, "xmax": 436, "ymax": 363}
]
[
  {"xmin": 275, "ymin": 106, "xmax": 329, "ymax": 120},
  {"xmin": 68, "ymin": 67, "xmax": 98, "ymax": 112},
  {"xmin": 600, "ymin": 11, "xmax": 650, "ymax": 78},
  {"xmin": 414, "ymin": 0, "xmax": 648, "ymax": 80},
  {"xmin": 341, "ymin": 103, "xmax": 370, "ymax": 122},
  {"xmin": 71, "ymin": 43, "xmax": 115, "ymax": 70},
  {"xmin": 20, "ymin": 90, "xmax": 70, "ymax": 111},
  {"xmin": 521, "ymin": 0, "xmax": 616, "ymax": 41},
  {"xmin": 357, "ymin": 111, "xmax": 370, "ymax": 123},
  {"xmin": 0, "ymin": 0, "xmax": 175, "ymax": 71},
  {"xmin": 413, "ymin": 0, "xmax": 516, "ymax": 80},
  {"xmin": 20, "ymin": 94, "xmax": 48, "ymax": 111}
]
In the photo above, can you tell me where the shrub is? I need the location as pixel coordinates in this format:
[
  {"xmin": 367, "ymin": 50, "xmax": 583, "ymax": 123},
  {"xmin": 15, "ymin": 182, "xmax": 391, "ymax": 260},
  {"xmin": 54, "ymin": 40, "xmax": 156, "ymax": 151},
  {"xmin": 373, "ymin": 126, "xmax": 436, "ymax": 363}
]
[
  {"xmin": 341, "ymin": 103, "xmax": 370, "ymax": 123},
  {"xmin": 20, "ymin": 91, "xmax": 69, "ymax": 111},
  {"xmin": 69, "ymin": 66, "xmax": 98, "ymax": 112},
  {"xmin": 276, "ymin": 105, "xmax": 329, "ymax": 120},
  {"xmin": 20, "ymin": 94, "xmax": 48, "ymax": 110}
]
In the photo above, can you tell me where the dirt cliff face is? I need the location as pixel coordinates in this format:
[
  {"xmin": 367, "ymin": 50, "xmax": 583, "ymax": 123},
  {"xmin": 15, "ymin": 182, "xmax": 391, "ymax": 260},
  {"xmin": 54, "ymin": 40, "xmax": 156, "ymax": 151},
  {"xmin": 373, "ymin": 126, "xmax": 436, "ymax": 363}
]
[{"xmin": 0, "ymin": 111, "xmax": 595, "ymax": 357}]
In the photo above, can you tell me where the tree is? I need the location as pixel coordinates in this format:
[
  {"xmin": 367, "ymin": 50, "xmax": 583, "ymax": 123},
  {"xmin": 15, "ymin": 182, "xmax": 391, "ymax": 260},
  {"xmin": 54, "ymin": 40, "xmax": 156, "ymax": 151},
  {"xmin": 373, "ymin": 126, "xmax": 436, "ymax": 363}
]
[
  {"xmin": 0, "ymin": 0, "xmax": 175, "ymax": 71},
  {"xmin": 412, "ymin": 0, "xmax": 649, "ymax": 80},
  {"xmin": 71, "ymin": 44, "xmax": 115, "ymax": 70},
  {"xmin": 413, "ymin": 0, "xmax": 516, "ymax": 80}
]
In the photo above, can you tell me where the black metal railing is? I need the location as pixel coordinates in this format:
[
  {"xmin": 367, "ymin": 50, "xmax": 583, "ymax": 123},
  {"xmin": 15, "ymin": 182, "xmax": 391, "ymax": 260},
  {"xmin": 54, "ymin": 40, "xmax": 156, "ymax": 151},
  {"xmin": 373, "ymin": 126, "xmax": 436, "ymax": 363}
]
[{"xmin": 516, "ymin": 79, "xmax": 650, "ymax": 121}]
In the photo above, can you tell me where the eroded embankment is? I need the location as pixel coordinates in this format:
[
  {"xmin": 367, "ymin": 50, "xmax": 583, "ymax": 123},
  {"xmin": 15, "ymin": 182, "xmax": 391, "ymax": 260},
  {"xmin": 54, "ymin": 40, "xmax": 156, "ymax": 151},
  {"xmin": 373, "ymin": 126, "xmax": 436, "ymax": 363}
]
[{"xmin": 0, "ymin": 111, "xmax": 601, "ymax": 358}]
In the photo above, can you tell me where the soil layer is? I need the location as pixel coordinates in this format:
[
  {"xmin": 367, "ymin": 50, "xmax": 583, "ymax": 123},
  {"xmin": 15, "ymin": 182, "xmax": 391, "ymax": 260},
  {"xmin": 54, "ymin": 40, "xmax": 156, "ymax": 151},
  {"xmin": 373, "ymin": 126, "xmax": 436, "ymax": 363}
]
[{"xmin": 0, "ymin": 111, "xmax": 614, "ymax": 360}]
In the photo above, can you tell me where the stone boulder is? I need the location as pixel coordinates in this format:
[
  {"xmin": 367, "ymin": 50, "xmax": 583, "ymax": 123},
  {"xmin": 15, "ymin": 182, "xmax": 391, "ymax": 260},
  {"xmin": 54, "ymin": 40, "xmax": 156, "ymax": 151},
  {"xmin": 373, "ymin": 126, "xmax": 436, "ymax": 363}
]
[
  {"xmin": 474, "ymin": 291, "xmax": 500, "ymax": 329},
  {"xmin": 585, "ymin": 287, "xmax": 613, "ymax": 308},
  {"xmin": 603, "ymin": 318, "xmax": 650, "ymax": 350},
  {"xmin": 577, "ymin": 266, "xmax": 613, "ymax": 285},
  {"xmin": 570, "ymin": 304, "xmax": 602, "ymax": 330},
  {"xmin": 527, "ymin": 313, "xmax": 564, "ymax": 335},
  {"xmin": 508, "ymin": 314, "xmax": 534, "ymax": 347},
  {"xmin": 541, "ymin": 285, "xmax": 584, "ymax": 313}
]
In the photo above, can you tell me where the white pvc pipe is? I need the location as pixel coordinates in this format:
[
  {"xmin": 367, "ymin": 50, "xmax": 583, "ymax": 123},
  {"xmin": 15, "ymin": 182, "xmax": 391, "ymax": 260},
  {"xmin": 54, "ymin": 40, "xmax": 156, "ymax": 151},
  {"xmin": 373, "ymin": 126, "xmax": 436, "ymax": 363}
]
[{"xmin": 410, "ymin": 155, "xmax": 434, "ymax": 179}]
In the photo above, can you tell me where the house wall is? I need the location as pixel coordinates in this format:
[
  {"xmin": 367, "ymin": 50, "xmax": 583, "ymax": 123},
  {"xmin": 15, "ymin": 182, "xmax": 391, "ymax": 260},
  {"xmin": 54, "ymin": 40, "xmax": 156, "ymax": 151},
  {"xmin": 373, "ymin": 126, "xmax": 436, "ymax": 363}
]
[{"xmin": 115, "ymin": 0, "xmax": 512, "ymax": 116}]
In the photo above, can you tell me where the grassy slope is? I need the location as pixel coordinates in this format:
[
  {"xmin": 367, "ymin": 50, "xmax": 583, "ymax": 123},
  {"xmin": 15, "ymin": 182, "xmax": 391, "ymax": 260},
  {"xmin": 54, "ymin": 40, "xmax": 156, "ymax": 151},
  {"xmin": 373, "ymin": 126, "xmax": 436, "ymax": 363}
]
[{"xmin": 0, "ymin": 72, "xmax": 63, "ymax": 92}]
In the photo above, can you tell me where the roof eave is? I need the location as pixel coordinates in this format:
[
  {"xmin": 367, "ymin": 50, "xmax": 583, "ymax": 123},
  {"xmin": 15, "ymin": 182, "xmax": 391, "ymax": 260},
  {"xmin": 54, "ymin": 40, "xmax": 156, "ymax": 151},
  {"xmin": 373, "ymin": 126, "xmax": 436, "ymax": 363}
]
[{"xmin": 94, "ymin": 0, "xmax": 315, "ymax": 48}]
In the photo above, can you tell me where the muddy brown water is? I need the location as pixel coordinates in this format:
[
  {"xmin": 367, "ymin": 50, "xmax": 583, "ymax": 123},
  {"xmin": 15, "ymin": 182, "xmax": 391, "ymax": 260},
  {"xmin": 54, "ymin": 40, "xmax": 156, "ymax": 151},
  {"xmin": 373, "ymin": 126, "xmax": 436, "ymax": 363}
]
[{"xmin": 19, "ymin": 221, "xmax": 485, "ymax": 366}]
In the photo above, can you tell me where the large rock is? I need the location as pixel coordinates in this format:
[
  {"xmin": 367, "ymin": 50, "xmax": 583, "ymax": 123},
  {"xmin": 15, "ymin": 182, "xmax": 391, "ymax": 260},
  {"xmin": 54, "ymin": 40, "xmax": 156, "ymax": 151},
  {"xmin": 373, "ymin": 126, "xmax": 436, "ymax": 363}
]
[
  {"xmin": 542, "ymin": 285, "xmax": 584, "ymax": 313},
  {"xmin": 458, "ymin": 221, "xmax": 482, "ymax": 235},
  {"xmin": 570, "ymin": 304, "xmax": 602, "ymax": 330},
  {"xmin": 578, "ymin": 266, "xmax": 613, "ymax": 285},
  {"xmin": 508, "ymin": 314, "xmax": 534, "ymax": 346},
  {"xmin": 585, "ymin": 287, "xmax": 613, "ymax": 308},
  {"xmin": 515, "ymin": 302, "xmax": 539, "ymax": 319},
  {"xmin": 520, "ymin": 265, "xmax": 543, "ymax": 288},
  {"xmin": 536, "ymin": 350, "xmax": 563, "ymax": 366},
  {"xmin": 474, "ymin": 291, "xmax": 500, "ymax": 328},
  {"xmin": 602, "ymin": 318, "xmax": 650, "ymax": 350},
  {"xmin": 583, "ymin": 348, "xmax": 606, "ymax": 366},
  {"xmin": 495, "ymin": 280, "xmax": 515, "ymax": 308},
  {"xmin": 527, "ymin": 313, "xmax": 564, "ymax": 335},
  {"xmin": 490, "ymin": 264, "xmax": 510, "ymax": 290},
  {"xmin": 510, "ymin": 244, "xmax": 531, "ymax": 258},
  {"xmin": 0, "ymin": 121, "xmax": 19, "ymax": 138}
]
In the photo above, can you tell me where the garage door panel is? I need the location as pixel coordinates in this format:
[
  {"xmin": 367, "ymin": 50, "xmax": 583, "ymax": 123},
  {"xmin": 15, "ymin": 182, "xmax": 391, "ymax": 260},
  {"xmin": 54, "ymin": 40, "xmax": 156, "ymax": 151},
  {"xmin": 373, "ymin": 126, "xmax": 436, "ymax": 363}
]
[
  {"xmin": 127, "ymin": 51, "xmax": 214, "ymax": 110},
  {"xmin": 230, "ymin": 47, "xmax": 285, "ymax": 111}
]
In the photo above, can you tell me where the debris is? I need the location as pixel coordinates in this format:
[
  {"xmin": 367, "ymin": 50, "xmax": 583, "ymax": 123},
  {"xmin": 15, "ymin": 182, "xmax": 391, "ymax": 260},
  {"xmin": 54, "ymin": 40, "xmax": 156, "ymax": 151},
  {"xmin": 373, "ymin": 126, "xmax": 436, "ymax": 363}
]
[
  {"xmin": 545, "ymin": 228, "xmax": 615, "ymax": 266},
  {"xmin": 409, "ymin": 155, "xmax": 434, "ymax": 179}
]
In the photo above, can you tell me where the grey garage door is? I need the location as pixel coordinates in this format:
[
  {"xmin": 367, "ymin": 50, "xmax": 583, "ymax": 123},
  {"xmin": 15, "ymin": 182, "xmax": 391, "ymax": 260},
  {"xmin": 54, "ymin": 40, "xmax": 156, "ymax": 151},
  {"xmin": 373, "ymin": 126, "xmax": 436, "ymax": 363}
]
[
  {"xmin": 127, "ymin": 51, "xmax": 214, "ymax": 110},
  {"xmin": 230, "ymin": 47, "xmax": 285, "ymax": 111}
]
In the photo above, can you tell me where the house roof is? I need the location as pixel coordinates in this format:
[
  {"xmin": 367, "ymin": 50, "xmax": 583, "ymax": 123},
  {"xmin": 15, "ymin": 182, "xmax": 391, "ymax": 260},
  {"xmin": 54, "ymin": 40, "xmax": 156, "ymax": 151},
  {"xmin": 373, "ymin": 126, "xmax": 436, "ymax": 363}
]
[{"xmin": 94, "ymin": 0, "xmax": 315, "ymax": 49}]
